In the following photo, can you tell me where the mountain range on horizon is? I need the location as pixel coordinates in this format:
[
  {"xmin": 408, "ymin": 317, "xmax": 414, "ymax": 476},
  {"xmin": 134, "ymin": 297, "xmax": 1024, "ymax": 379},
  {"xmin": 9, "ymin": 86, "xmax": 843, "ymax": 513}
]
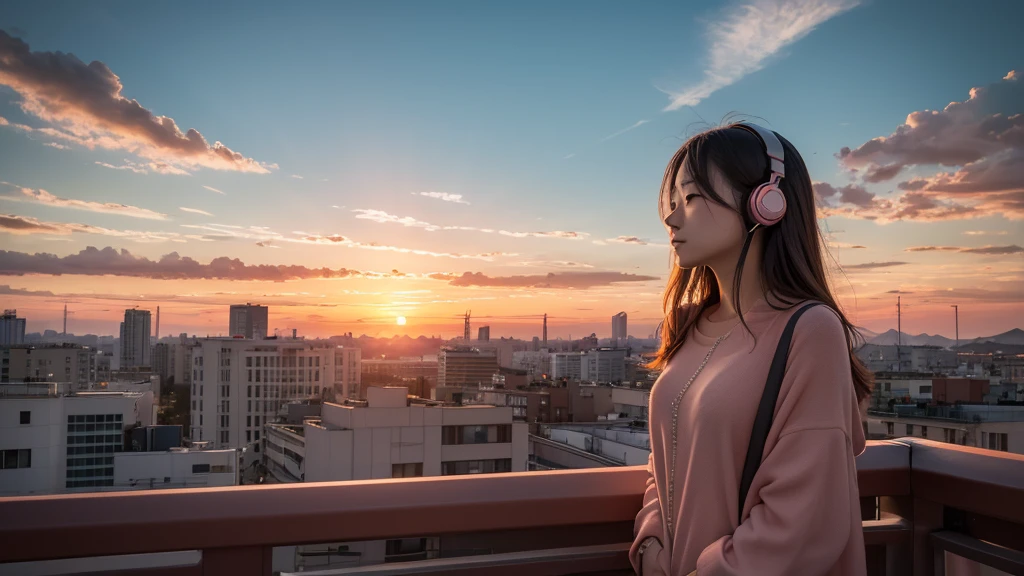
[{"xmin": 858, "ymin": 327, "xmax": 1024, "ymax": 349}]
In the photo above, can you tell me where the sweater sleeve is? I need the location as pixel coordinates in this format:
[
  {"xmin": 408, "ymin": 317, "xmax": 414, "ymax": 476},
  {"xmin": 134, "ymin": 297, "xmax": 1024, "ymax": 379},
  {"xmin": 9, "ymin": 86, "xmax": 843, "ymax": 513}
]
[
  {"xmin": 694, "ymin": 305, "xmax": 861, "ymax": 576},
  {"xmin": 630, "ymin": 452, "xmax": 672, "ymax": 575}
]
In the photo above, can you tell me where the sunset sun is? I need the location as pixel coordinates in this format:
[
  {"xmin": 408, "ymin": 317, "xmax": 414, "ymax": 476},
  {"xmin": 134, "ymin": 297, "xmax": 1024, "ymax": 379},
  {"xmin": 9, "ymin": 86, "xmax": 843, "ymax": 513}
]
[{"xmin": 396, "ymin": 316, "xmax": 407, "ymax": 326}]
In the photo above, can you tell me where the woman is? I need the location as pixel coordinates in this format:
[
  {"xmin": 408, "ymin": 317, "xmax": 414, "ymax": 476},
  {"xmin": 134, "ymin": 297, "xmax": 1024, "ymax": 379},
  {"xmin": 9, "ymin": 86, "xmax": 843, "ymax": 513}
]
[{"xmin": 630, "ymin": 123, "xmax": 872, "ymax": 576}]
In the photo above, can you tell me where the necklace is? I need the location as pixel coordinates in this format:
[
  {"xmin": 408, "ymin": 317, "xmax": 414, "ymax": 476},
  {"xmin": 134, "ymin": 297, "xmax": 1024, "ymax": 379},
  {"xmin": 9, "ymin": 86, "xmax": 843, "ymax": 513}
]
[{"xmin": 662, "ymin": 326, "xmax": 736, "ymax": 540}]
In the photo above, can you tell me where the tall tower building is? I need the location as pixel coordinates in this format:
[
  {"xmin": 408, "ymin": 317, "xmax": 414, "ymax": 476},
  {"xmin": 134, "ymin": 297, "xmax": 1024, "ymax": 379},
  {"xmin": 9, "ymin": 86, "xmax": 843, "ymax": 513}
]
[
  {"xmin": 229, "ymin": 304, "xmax": 269, "ymax": 339},
  {"xmin": 0, "ymin": 310, "xmax": 26, "ymax": 346},
  {"xmin": 121, "ymin": 309, "xmax": 152, "ymax": 369},
  {"xmin": 612, "ymin": 312, "xmax": 628, "ymax": 340}
]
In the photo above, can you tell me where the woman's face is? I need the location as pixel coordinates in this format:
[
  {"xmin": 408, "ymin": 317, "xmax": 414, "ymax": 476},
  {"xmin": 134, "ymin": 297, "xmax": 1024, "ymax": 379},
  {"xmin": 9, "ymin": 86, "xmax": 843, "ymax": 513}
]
[{"xmin": 662, "ymin": 160, "xmax": 748, "ymax": 270}]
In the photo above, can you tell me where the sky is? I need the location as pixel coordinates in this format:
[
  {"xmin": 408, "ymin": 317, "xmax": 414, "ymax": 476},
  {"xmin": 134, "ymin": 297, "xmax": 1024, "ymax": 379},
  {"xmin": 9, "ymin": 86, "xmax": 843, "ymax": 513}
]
[{"xmin": 0, "ymin": 0, "xmax": 1021, "ymax": 340}]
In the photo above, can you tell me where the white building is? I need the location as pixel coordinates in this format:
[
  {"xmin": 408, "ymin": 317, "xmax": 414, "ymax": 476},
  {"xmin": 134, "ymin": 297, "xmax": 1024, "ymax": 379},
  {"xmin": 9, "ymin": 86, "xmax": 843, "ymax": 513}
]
[
  {"xmin": 189, "ymin": 338, "xmax": 360, "ymax": 450},
  {"xmin": 266, "ymin": 386, "xmax": 528, "ymax": 573},
  {"xmin": 0, "ymin": 383, "xmax": 154, "ymax": 496},
  {"xmin": 0, "ymin": 309, "xmax": 26, "ymax": 346},
  {"xmin": 550, "ymin": 352, "xmax": 583, "ymax": 381},
  {"xmin": 120, "ymin": 309, "xmax": 152, "ymax": 369},
  {"xmin": 581, "ymin": 348, "xmax": 627, "ymax": 384},
  {"xmin": 114, "ymin": 448, "xmax": 237, "ymax": 490},
  {"xmin": 229, "ymin": 304, "xmax": 269, "ymax": 340}
]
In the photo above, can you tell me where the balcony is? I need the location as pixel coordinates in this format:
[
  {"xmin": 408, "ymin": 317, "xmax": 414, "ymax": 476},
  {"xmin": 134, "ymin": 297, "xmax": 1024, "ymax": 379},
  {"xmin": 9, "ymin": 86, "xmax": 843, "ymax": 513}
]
[{"xmin": 1, "ymin": 438, "xmax": 1021, "ymax": 576}]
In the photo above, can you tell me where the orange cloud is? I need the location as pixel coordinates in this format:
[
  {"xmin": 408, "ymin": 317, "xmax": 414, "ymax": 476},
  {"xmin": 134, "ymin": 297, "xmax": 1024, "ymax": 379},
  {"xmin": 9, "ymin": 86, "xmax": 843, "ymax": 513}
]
[{"xmin": 0, "ymin": 30, "xmax": 272, "ymax": 174}]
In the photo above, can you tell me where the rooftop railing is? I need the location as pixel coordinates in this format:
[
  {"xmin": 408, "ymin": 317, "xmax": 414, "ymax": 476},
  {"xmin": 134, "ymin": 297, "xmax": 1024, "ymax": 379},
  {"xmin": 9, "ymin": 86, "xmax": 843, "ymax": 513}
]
[{"xmin": 0, "ymin": 438, "xmax": 1021, "ymax": 576}]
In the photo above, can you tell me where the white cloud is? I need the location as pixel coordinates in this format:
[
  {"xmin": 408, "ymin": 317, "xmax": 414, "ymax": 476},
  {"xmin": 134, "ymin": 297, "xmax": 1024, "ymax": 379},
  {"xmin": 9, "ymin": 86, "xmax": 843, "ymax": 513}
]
[
  {"xmin": 179, "ymin": 207, "xmax": 214, "ymax": 216},
  {"xmin": 202, "ymin": 185, "xmax": 226, "ymax": 195},
  {"xmin": 43, "ymin": 142, "xmax": 68, "ymax": 150},
  {"xmin": 1, "ymin": 182, "xmax": 167, "ymax": 220},
  {"xmin": 291, "ymin": 174, "xmax": 304, "ymax": 180},
  {"xmin": 415, "ymin": 191, "xmax": 469, "ymax": 205},
  {"xmin": 598, "ymin": 119, "xmax": 649, "ymax": 142},
  {"xmin": 661, "ymin": 0, "xmax": 859, "ymax": 110}
]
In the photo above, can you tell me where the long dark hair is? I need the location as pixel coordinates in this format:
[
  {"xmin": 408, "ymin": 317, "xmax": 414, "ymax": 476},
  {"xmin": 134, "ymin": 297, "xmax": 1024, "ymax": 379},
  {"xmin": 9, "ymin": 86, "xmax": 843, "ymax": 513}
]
[{"xmin": 650, "ymin": 123, "xmax": 873, "ymax": 403}]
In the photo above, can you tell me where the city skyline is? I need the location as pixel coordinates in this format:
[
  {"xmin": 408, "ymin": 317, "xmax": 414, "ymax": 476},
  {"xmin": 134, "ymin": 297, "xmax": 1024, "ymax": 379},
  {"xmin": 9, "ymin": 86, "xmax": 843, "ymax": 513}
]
[{"xmin": 1, "ymin": 0, "xmax": 1021, "ymax": 340}]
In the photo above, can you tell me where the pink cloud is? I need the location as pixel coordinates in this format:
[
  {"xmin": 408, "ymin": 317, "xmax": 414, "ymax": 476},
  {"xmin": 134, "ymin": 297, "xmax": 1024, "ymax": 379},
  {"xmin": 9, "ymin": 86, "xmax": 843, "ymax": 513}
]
[
  {"xmin": 435, "ymin": 271, "xmax": 659, "ymax": 289},
  {"xmin": 0, "ymin": 31, "xmax": 273, "ymax": 174}
]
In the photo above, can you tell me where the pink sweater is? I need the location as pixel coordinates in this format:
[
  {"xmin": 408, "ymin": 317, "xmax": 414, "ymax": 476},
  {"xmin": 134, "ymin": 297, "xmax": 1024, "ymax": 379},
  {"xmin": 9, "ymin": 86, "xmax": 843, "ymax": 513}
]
[{"xmin": 630, "ymin": 300, "xmax": 867, "ymax": 576}]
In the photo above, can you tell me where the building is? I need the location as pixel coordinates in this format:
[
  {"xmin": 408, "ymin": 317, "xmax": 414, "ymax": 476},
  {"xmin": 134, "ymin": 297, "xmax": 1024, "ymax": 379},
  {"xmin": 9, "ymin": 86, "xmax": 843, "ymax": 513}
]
[
  {"xmin": 152, "ymin": 342, "xmax": 175, "ymax": 387},
  {"xmin": 189, "ymin": 338, "xmax": 361, "ymax": 450},
  {"xmin": 360, "ymin": 356, "xmax": 437, "ymax": 399},
  {"xmin": 612, "ymin": 312, "xmax": 627, "ymax": 341},
  {"xmin": 229, "ymin": 304, "xmax": 269, "ymax": 340},
  {"xmin": 0, "ymin": 383, "xmax": 154, "ymax": 495},
  {"xmin": 533, "ymin": 421, "xmax": 649, "ymax": 469},
  {"xmin": 477, "ymin": 326, "xmax": 490, "ymax": 342},
  {"xmin": 0, "ymin": 344, "xmax": 96, "ymax": 388},
  {"xmin": 857, "ymin": 343, "xmax": 958, "ymax": 374},
  {"xmin": 120, "ymin": 309, "xmax": 152, "ymax": 369},
  {"xmin": 550, "ymin": 352, "xmax": 583, "ymax": 381},
  {"xmin": 581, "ymin": 348, "xmax": 627, "ymax": 384},
  {"xmin": 265, "ymin": 386, "xmax": 527, "ymax": 572},
  {"xmin": 510, "ymin": 350, "xmax": 551, "ymax": 382},
  {"xmin": 0, "ymin": 309, "xmax": 26, "ymax": 346},
  {"xmin": 865, "ymin": 404, "xmax": 1024, "ymax": 454},
  {"xmin": 438, "ymin": 347, "xmax": 499, "ymax": 388}
]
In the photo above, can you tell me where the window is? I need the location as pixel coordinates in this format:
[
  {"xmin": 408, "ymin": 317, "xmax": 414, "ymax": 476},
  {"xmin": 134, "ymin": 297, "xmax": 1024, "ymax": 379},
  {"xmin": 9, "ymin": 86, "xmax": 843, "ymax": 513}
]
[
  {"xmin": 248, "ymin": 385, "xmax": 252, "ymax": 397},
  {"xmin": 988, "ymin": 432, "xmax": 1008, "ymax": 451},
  {"xmin": 192, "ymin": 463, "xmax": 211, "ymax": 474},
  {"xmin": 1, "ymin": 449, "xmax": 31, "ymax": 469},
  {"xmin": 886, "ymin": 422, "xmax": 894, "ymax": 436},
  {"xmin": 247, "ymin": 431, "xmax": 251, "ymax": 442},
  {"xmin": 20, "ymin": 411, "xmax": 30, "ymax": 425},
  {"xmin": 920, "ymin": 426, "xmax": 927, "ymax": 439},
  {"xmin": 906, "ymin": 424, "xmax": 914, "ymax": 436},
  {"xmin": 247, "ymin": 416, "xmax": 251, "ymax": 427},
  {"xmin": 255, "ymin": 430, "xmax": 260, "ymax": 441},
  {"xmin": 392, "ymin": 463, "xmax": 424, "ymax": 478},
  {"xmin": 441, "ymin": 425, "xmax": 512, "ymax": 445},
  {"xmin": 255, "ymin": 416, "xmax": 260, "ymax": 427},
  {"xmin": 946, "ymin": 428, "xmax": 958, "ymax": 444},
  {"xmin": 919, "ymin": 385, "xmax": 932, "ymax": 394},
  {"xmin": 441, "ymin": 459, "xmax": 512, "ymax": 476}
]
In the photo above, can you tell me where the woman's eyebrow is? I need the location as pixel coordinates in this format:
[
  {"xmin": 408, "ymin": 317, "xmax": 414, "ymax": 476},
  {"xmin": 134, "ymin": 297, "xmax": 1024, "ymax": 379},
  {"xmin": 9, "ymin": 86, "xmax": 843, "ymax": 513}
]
[{"xmin": 674, "ymin": 180, "xmax": 695, "ymax": 193}]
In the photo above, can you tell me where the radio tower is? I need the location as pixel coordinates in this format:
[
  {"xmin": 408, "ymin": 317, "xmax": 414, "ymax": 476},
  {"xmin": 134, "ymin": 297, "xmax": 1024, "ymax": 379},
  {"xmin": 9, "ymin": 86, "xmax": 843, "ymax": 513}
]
[
  {"xmin": 463, "ymin": 311, "xmax": 471, "ymax": 341},
  {"xmin": 62, "ymin": 303, "xmax": 67, "ymax": 335},
  {"xmin": 897, "ymin": 296, "xmax": 901, "ymax": 372},
  {"xmin": 542, "ymin": 313, "xmax": 548, "ymax": 346},
  {"xmin": 156, "ymin": 306, "xmax": 161, "ymax": 341}
]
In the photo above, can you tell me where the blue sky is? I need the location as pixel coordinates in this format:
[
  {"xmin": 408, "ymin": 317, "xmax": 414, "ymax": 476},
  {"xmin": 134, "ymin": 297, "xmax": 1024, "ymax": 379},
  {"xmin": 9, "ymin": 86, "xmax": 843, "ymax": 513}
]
[{"xmin": 0, "ymin": 0, "xmax": 1021, "ymax": 339}]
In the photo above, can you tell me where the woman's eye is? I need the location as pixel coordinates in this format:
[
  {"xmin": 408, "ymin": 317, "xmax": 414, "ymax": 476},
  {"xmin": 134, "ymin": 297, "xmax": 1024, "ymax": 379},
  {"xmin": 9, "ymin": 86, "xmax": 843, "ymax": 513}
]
[{"xmin": 685, "ymin": 193, "xmax": 699, "ymax": 204}]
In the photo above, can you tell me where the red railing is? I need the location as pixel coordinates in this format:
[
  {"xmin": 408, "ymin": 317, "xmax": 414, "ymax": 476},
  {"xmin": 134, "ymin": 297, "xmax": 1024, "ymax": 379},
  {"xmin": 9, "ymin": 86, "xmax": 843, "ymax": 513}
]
[{"xmin": 0, "ymin": 439, "xmax": 1021, "ymax": 575}]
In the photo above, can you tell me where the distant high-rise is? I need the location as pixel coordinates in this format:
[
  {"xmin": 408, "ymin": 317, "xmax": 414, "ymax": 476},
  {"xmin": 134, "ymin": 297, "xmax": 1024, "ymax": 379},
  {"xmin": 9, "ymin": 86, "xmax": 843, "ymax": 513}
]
[
  {"xmin": 477, "ymin": 326, "xmax": 490, "ymax": 342},
  {"xmin": 229, "ymin": 304, "xmax": 268, "ymax": 339},
  {"xmin": 120, "ymin": 309, "xmax": 152, "ymax": 369},
  {"xmin": 612, "ymin": 312, "xmax": 628, "ymax": 340},
  {"xmin": 1, "ymin": 310, "xmax": 26, "ymax": 346}
]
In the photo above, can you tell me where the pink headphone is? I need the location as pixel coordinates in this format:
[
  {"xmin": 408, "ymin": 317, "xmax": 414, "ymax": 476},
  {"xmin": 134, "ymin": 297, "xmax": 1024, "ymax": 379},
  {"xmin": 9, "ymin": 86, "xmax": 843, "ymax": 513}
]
[{"xmin": 735, "ymin": 123, "xmax": 787, "ymax": 228}]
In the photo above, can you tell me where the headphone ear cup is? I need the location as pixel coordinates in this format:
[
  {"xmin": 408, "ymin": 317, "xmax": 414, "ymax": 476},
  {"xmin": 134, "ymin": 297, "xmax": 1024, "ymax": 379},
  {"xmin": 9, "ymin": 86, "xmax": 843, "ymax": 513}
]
[{"xmin": 748, "ymin": 183, "xmax": 787, "ymax": 226}]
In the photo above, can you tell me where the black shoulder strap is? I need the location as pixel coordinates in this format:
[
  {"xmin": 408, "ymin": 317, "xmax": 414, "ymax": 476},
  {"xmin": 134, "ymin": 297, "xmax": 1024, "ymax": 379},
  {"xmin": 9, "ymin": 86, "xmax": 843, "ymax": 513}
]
[{"xmin": 737, "ymin": 301, "xmax": 823, "ymax": 525}]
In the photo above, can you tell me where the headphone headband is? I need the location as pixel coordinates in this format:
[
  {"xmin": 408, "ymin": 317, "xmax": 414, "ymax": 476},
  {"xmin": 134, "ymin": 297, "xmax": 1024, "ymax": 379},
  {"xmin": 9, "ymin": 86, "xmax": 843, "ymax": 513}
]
[{"xmin": 736, "ymin": 123, "xmax": 785, "ymax": 178}]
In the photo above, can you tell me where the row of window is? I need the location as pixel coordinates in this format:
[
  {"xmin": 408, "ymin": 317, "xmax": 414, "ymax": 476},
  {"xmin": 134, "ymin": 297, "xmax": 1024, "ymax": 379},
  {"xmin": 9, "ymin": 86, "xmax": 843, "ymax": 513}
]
[
  {"xmin": 67, "ymin": 445, "xmax": 122, "ymax": 455},
  {"xmin": 66, "ymin": 467, "xmax": 114, "ymax": 478},
  {"xmin": 245, "ymin": 430, "xmax": 262, "ymax": 443},
  {"xmin": 192, "ymin": 463, "xmax": 233, "ymax": 474},
  {"xmin": 885, "ymin": 423, "xmax": 1011, "ymax": 452},
  {"xmin": 441, "ymin": 459, "xmax": 513, "ymax": 476},
  {"xmin": 1, "ymin": 449, "xmax": 31, "ymax": 470},
  {"xmin": 266, "ymin": 439, "xmax": 301, "ymax": 463},
  {"xmin": 67, "ymin": 423, "xmax": 121, "ymax": 433},
  {"xmin": 246, "ymin": 356, "xmax": 320, "ymax": 368},
  {"xmin": 441, "ymin": 425, "xmax": 512, "ymax": 446},
  {"xmin": 68, "ymin": 456, "xmax": 114, "ymax": 468},
  {"xmin": 67, "ymin": 434, "xmax": 120, "ymax": 445},
  {"xmin": 67, "ymin": 479, "xmax": 114, "ymax": 488},
  {"xmin": 67, "ymin": 414, "xmax": 122, "ymax": 423},
  {"xmin": 248, "ymin": 369, "xmax": 321, "ymax": 383}
]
